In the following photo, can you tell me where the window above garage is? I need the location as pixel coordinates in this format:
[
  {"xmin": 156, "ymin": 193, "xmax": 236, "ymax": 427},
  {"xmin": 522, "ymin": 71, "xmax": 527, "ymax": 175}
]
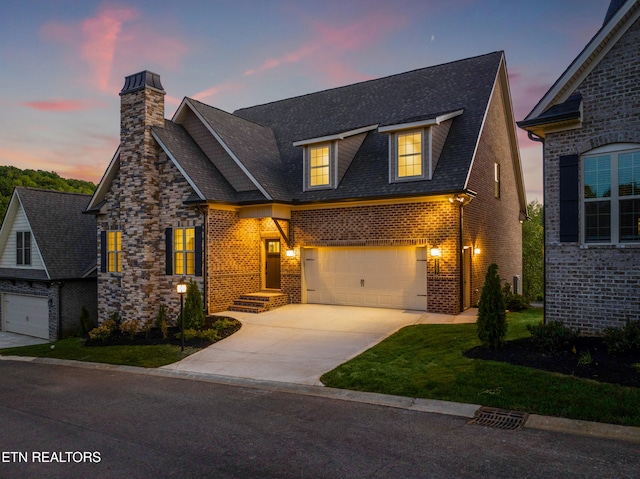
[
  {"xmin": 294, "ymin": 125, "xmax": 378, "ymax": 191},
  {"xmin": 379, "ymin": 109, "xmax": 463, "ymax": 183}
]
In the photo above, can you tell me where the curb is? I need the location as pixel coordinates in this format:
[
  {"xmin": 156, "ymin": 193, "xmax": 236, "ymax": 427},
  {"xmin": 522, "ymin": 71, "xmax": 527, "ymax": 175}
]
[{"xmin": 2, "ymin": 355, "xmax": 639, "ymax": 444}]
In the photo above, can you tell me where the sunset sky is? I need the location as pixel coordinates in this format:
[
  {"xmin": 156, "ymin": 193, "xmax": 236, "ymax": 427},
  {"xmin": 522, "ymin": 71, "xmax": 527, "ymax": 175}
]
[{"xmin": 0, "ymin": 0, "xmax": 612, "ymax": 203}]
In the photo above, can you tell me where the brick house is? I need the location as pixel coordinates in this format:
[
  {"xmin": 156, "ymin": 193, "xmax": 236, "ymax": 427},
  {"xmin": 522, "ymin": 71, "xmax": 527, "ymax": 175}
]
[
  {"xmin": 518, "ymin": 0, "xmax": 640, "ymax": 333},
  {"xmin": 0, "ymin": 187, "xmax": 97, "ymax": 340},
  {"xmin": 87, "ymin": 51, "xmax": 527, "ymax": 325}
]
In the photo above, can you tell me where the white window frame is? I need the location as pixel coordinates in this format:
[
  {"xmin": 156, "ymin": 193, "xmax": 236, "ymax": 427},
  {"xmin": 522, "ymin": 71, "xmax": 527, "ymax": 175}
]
[
  {"xmin": 389, "ymin": 128, "xmax": 431, "ymax": 183},
  {"xmin": 582, "ymin": 143, "xmax": 640, "ymax": 245},
  {"xmin": 304, "ymin": 142, "xmax": 335, "ymax": 191}
]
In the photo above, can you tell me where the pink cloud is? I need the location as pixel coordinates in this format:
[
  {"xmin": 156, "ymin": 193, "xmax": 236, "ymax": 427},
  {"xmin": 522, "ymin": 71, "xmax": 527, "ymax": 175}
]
[
  {"xmin": 244, "ymin": 11, "xmax": 406, "ymax": 84},
  {"xmin": 80, "ymin": 6, "xmax": 139, "ymax": 93},
  {"xmin": 21, "ymin": 99, "xmax": 107, "ymax": 112},
  {"xmin": 191, "ymin": 82, "xmax": 245, "ymax": 103},
  {"xmin": 41, "ymin": 5, "xmax": 188, "ymax": 95}
]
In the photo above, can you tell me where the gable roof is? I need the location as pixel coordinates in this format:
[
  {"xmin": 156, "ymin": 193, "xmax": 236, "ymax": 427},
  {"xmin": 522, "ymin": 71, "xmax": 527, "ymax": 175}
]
[
  {"xmin": 519, "ymin": 0, "xmax": 640, "ymax": 136},
  {"xmin": 91, "ymin": 51, "xmax": 525, "ymax": 210},
  {"xmin": 0, "ymin": 187, "xmax": 96, "ymax": 280},
  {"xmin": 233, "ymin": 51, "xmax": 505, "ymax": 202}
]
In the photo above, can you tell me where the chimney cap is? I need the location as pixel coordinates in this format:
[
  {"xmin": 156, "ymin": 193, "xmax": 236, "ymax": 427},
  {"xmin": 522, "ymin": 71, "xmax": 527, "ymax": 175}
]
[{"xmin": 120, "ymin": 70, "xmax": 165, "ymax": 96}]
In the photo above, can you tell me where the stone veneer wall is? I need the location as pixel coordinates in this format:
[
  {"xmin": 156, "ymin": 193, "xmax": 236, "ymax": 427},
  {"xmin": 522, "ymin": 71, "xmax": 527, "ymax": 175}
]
[
  {"xmin": 543, "ymin": 16, "xmax": 640, "ymax": 333},
  {"xmin": 291, "ymin": 201, "xmax": 461, "ymax": 314}
]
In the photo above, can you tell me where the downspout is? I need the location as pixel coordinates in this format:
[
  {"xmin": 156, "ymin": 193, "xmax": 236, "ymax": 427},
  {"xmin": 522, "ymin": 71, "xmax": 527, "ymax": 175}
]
[
  {"xmin": 528, "ymin": 131, "xmax": 545, "ymax": 324},
  {"xmin": 459, "ymin": 203, "xmax": 464, "ymax": 313},
  {"xmin": 197, "ymin": 205, "xmax": 208, "ymax": 316}
]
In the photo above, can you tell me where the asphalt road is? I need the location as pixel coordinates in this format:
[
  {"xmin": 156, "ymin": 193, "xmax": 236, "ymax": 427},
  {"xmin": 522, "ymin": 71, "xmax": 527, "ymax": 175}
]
[{"xmin": 0, "ymin": 360, "xmax": 638, "ymax": 478}]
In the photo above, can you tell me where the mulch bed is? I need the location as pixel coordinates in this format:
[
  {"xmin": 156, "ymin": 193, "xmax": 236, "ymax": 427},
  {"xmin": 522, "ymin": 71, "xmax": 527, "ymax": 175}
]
[
  {"xmin": 464, "ymin": 336, "xmax": 640, "ymax": 388},
  {"xmin": 84, "ymin": 316, "xmax": 241, "ymax": 349}
]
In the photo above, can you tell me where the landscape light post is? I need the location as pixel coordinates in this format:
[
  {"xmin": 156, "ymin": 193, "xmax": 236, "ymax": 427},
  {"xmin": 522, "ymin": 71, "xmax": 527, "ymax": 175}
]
[{"xmin": 177, "ymin": 283, "xmax": 187, "ymax": 352}]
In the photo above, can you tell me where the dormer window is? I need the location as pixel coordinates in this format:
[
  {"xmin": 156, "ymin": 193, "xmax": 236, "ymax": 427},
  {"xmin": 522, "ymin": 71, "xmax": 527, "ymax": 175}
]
[
  {"xmin": 397, "ymin": 131, "xmax": 423, "ymax": 178},
  {"xmin": 309, "ymin": 144, "xmax": 331, "ymax": 187},
  {"xmin": 379, "ymin": 109, "xmax": 464, "ymax": 184},
  {"xmin": 294, "ymin": 125, "xmax": 377, "ymax": 192}
]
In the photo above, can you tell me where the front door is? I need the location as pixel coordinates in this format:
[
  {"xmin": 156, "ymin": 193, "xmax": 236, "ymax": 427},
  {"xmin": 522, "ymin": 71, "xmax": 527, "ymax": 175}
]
[{"xmin": 265, "ymin": 239, "xmax": 281, "ymax": 289}]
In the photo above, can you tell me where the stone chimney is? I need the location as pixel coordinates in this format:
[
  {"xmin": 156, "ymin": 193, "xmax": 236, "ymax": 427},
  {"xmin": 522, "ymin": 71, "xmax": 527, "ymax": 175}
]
[{"xmin": 117, "ymin": 71, "xmax": 166, "ymax": 325}]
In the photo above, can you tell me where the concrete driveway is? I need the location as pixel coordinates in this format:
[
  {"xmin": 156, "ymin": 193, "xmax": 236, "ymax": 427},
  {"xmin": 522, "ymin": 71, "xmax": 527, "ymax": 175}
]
[
  {"xmin": 162, "ymin": 304, "xmax": 477, "ymax": 385},
  {"xmin": 0, "ymin": 331, "xmax": 49, "ymax": 349}
]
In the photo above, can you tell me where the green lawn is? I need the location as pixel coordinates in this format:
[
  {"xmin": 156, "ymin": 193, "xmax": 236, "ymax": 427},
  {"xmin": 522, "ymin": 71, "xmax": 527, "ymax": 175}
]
[
  {"xmin": 0, "ymin": 338, "xmax": 198, "ymax": 368},
  {"xmin": 321, "ymin": 308, "xmax": 640, "ymax": 427}
]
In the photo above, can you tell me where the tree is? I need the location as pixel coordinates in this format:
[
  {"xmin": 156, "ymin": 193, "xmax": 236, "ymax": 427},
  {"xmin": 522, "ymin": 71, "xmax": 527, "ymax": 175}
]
[
  {"xmin": 182, "ymin": 279, "xmax": 205, "ymax": 330},
  {"xmin": 522, "ymin": 200, "xmax": 544, "ymax": 302},
  {"xmin": 477, "ymin": 263, "xmax": 507, "ymax": 349}
]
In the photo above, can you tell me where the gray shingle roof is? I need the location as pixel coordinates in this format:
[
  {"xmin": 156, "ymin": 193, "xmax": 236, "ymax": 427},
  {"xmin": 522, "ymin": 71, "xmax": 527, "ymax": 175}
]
[
  {"xmin": 14, "ymin": 187, "xmax": 96, "ymax": 279},
  {"xmin": 159, "ymin": 51, "xmax": 503, "ymax": 204},
  {"xmin": 186, "ymin": 100, "xmax": 292, "ymax": 201},
  {"xmin": 233, "ymin": 51, "xmax": 503, "ymax": 202},
  {"xmin": 152, "ymin": 120, "xmax": 265, "ymax": 203}
]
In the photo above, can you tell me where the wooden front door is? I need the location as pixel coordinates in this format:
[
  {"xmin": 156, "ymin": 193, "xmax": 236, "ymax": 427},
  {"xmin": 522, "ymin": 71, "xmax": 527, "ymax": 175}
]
[{"xmin": 265, "ymin": 239, "xmax": 281, "ymax": 289}]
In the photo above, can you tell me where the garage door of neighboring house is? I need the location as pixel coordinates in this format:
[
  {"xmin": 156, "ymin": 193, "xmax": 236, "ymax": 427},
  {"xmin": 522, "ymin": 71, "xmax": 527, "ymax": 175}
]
[
  {"xmin": 303, "ymin": 247, "xmax": 427, "ymax": 310},
  {"xmin": 2, "ymin": 294, "xmax": 49, "ymax": 339}
]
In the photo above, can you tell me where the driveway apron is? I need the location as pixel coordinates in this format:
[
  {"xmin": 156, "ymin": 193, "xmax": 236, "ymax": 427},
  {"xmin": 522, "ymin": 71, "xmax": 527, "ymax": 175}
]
[{"xmin": 162, "ymin": 304, "xmax": 476, "ymax": 385}]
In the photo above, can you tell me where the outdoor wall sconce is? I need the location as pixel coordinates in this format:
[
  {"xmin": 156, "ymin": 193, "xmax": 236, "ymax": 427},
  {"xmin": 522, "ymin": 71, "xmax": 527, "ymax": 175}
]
[
  {"xmin": 474, "ymin": 246, "xmax": 481, "ymax": 256},
  {"xmin": 176, "ymin": 282, "xmax": 187, "ymax": 351},
  {"xmin": 285, "ymin": 249, "xmax": 295, "ymax": 257},
  {"xmin": 430, "ymin": 247, "xmax": 441, "ymax": 275}
]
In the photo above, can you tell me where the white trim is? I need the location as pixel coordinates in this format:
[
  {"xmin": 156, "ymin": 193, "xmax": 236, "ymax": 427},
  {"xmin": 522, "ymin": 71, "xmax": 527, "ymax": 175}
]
[
  {"xmin": 378, "ymin": 110, "xmax": 464, "ymax": 133},
  {"xmin": 184, "ymin": 98, "xmax": 272, "ymax": 200},
  {"xmin": 582, "ymin": 144, "xmax": 640, "ymax": 245},
  {"xmin": 151, "ymin": 130, "xmax": 206, "ymax": 201},
  {"xmin": 7, "ymin": 191, "xmax": 49, "ymax": 278},
  {"xmin": 524, "ymin": 1, "xmax": 640, "ymax": 121},
  {"xmin": 293, "ymin": 124, "xmax": 378, "ymax": 147},
  {"xmin": 87, "ymin": 147, "xmax": 120, "ymax": 211}
]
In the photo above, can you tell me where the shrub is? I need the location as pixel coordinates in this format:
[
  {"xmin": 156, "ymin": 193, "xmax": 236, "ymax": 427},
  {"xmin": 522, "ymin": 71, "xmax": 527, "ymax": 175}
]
[
  {"xmin": 527, "ymin": 321, "xmax": 579, "ymax": 352},
  {"xmin": 603, "ymin": 320, "xmax": 640, "ymax": 355},
  {"xmin": 175, "ymin": 328, "xmax": 220, "ymax": 342},
  {"xmin": 88, "ymin": 319, "xmax": 117, "ymax": 342},
  {"xmin": 155, "ymin": 304, "xmax": 168, "ymax": 340},
  {"xmin": 211, "ymin": 318, "xmax": 237, "ymax": 331},
  {"xmin": 477, "ymin": 263, "xmax": 507, "ymax": 349},
  {"xmin": 182, "ymin": 279, "xmax": 205, "ymax": 330},
  {"xmin": 505, "ymin": 294, "xmax": 529, "ymax": 312},
  {"xmin": 120, "ymin": 319, "xmax": 140, "ymax": 340}
]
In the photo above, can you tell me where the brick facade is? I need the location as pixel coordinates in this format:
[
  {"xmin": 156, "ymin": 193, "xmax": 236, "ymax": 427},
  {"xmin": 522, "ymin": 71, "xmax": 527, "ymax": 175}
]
[
  {"xmin": 542, "ymin": 15, "xmax": 640, "ymax": 333},
  {"xmin": 96, "ymin": 61, "xmax": 525, "ymax": 323},
  {"xmin": 466, "ymin": 76, "xmax": 523, "ymax": 304}
]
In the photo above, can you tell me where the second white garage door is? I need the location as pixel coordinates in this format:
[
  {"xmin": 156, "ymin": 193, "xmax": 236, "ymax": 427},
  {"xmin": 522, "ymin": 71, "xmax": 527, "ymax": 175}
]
[
  {"xmin": 3, "ymin": 293, "xmax": 50, "ymax": 339},
  {"xmin": 304, "ymin": 246, "xmax": 427, "ymax": 310}
]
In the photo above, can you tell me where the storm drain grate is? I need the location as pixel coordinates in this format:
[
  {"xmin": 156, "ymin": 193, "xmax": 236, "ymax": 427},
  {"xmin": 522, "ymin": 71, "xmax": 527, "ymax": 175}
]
[{"xmin": 468, "ymin": 407, "xmax": 529, "ymax": 430}]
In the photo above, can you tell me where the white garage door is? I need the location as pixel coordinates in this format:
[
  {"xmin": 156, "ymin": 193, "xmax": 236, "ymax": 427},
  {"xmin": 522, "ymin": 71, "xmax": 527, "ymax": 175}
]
[
  {"xmin": 304, "ymin": 247, "xmax": 427, "ymax": 310},
  {"xmin": 3, "ymin": 294, "xmax": 49, "ymax": 339}
]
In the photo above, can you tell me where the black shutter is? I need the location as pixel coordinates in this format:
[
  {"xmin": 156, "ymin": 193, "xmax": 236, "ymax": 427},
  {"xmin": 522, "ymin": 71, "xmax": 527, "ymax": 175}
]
[
  {"xmin": 559, "ymin": 154, "xmax": 579, "ymax": 242},
  {"xmin": 165, "ymin": 228, "xmax": 173, "ymax": 275},
  {"xmin": 100, "ymin": 231, "xmax": 107, "ymax": 273},
  {"xmin": 194, "ymin": 226, "xmax": 203, "ymax": 277}
]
